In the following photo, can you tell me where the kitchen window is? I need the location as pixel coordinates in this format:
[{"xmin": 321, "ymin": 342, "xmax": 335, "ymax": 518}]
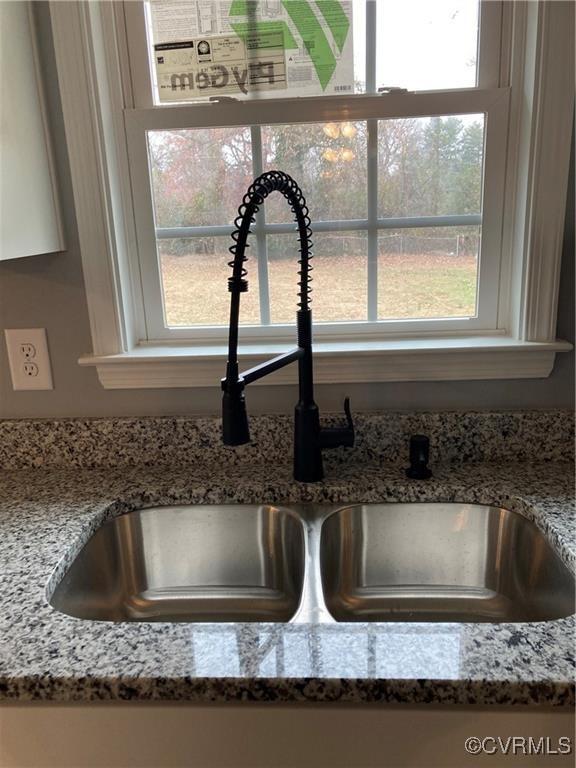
[
  {"xmin": 126, "ymin": 0, "xmax": 506, "ymax": 341},
  {"xmin": 49, "ymin": 0, "xmax": 573, "ymax": 387}
]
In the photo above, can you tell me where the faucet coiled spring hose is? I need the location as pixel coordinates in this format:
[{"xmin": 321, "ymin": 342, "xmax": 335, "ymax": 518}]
[{"xmin": 227, "ymin": 171, "xmax": 313, "ymax": 364}]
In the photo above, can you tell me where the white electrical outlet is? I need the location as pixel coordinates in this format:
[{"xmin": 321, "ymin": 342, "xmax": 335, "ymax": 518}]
[{"xmin": 4, "ymin": 328, "xmax": 54, "ymax": 390}]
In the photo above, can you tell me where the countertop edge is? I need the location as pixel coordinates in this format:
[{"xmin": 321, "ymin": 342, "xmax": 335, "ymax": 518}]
[{"xmin": 1, "ymin": 675, "xmax": 574, "ymax": 707}]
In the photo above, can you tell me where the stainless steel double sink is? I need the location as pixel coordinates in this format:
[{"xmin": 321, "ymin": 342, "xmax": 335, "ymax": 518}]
[{"xmin": 50, "ymin": 503, "xmax": 575, "ymax": 624}]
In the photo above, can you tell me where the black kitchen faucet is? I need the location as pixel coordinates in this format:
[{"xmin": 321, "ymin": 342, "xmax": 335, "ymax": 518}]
[{"xmin": 221, "ymin": 170, "xmax": 354, "ymax": 482}]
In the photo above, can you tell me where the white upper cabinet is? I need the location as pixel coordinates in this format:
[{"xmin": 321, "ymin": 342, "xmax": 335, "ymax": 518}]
[{"xmin": 0, "ymin": 1, "xmax": 64, "ymax": 261}]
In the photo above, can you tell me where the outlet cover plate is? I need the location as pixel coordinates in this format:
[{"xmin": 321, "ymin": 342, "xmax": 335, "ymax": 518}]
[{"xmin": 4, "ymin": 328, "xmax": 54, "ymax": 390}]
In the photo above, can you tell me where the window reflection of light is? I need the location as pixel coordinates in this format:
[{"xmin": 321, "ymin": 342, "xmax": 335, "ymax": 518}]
[
  {"xmin": 280, "ymin": 631, "xmax": 314, "ymax": 677},
  {"xmin": 191, "ymin": 628, "xmax": 240, "ymax": 676},
  {"xmin": 187, "ymin": 625, "xmax": 463, "ymax": 681},
  {"xmin": 373, "ymin": 630, "xmax": 461, "ymax": 678},
  {"xmin": 322, "ymin": 148, "xmax": 339, "ymax": 163},
  {"xmin": 319, "ymin": 627, "xmax": 462, "ymax": 679},
  {"xmin": 341, "ymin": 122, "xmax": 357, "ymax": 139},
  {"xmin": 322, "ymin": 122, "xmax": 340, "ymax": 139}
]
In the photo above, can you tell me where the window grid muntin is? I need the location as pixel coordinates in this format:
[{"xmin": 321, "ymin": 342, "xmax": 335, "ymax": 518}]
[
  {"xmin": 250, "ymin": 124, "xmax": 270, "ymax": 324},
  {"xmin": 155, "ymin": 214, "xmax": 483, "ymax": 241},
  {"xmin": 363, "ymin": 2, "xmax": 379, "ymax": 320}
]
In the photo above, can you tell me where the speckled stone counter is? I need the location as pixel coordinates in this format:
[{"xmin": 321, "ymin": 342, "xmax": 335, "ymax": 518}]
[{"xmin": 0, "ymin": 454, "xmax": 574, "ymax": 705}]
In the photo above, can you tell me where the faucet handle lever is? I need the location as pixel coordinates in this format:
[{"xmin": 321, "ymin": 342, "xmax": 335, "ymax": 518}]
[
  {"xmin": 343, "ymin": 396, "xmax": 353, "ymax": 432},
  {"xmin": 319, "ymin": 397, "xmax": 355, "ymax": 450}
]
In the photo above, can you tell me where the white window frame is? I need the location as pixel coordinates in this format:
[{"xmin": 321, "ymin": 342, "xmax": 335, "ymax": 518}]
[{"xmin": 49, "ymin": 1, "xmax": 573, "ymax": 389}]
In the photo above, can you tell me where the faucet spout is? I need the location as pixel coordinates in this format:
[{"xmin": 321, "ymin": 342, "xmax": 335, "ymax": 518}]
[{"xmin": 221, "ymin": 171, "xmax": 354, "ymax": 482}]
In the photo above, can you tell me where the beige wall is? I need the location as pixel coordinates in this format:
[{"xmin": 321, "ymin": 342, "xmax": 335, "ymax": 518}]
[{"xmin": 0, "ymin": 5, "xmax": 573, "ymax": 420}]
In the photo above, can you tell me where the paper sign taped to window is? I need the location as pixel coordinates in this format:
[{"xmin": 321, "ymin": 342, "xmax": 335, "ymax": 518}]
[
  {"xmin": 149, "ymin": 0, "xmax": 354, "ymax": 101},
  {"xmin": 154, "ymin": 31, "xmax": 287, "ymax": 100}
]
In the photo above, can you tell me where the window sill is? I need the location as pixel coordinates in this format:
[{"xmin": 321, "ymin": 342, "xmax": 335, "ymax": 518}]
[{"xmin": 78, "ymin": 336, "xmax": 572, "ymax": 389}]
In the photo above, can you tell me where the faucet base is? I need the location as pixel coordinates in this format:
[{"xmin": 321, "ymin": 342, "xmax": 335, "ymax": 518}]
[
  {"xmin": 222, "ymin": 388, "xmax": 250, "ymax": 446},
  {"xmin": 293, "ymin": 401, "xmax": 324, "ymax": 482}
]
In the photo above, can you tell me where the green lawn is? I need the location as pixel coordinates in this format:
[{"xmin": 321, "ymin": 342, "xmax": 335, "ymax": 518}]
[{"xmin": 159, "ymin": 251, "xmax": 478, "ymax": 327}]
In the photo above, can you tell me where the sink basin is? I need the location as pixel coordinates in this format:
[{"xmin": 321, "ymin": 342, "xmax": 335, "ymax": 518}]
[
  {"xmin": 50, "ymin": 505, "xmax": 305, "ymax": 622},
  {"xmin": 320, "ymin": 503, "xmax": 575, "ymax": 623},
  {"xmin": 50, "ymin": 502, "xmax": 574, "ymax": 625}
]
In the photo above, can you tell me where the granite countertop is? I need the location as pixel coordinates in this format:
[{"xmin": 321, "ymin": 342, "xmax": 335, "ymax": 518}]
[{"xmin": 0, "ymin": 458, "xmax": 574, "ymax": 706}]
